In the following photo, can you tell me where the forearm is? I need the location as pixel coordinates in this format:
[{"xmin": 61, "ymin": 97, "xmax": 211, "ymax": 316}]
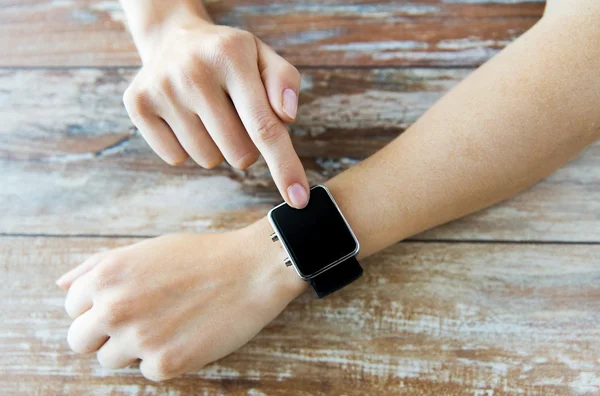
[
  {"xmin": 119, "ymin": 0, "xmax": 211, "ymax": 62},
  {"xmin": 327, "ymin": 11, "xmax": 600, "ymax": 258},
  {"xmin": 256, "ymin": 7, "xmax": 600, "ymax": 272}
]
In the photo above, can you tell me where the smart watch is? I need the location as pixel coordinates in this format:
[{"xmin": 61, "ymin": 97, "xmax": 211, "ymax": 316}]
[{"xmin": 268, "ymin": 184, "xmax": 363, "ymax": 298}]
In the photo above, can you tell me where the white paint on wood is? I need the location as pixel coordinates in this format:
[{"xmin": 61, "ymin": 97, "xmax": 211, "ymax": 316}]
[
  {"xmin": 320, "ymin": 41, "xmax": 429, "ymax": 52},
  {"xmin": 373, "ymin": 47, "xmax": 500, "ymax": 64},
  {"xmin": 437, "ymin": 38, "xmax": 512, "ymax": 50},
  {"xmin": 2, "ymin": 239, "xmax": 599, "ymax": 393},
  {"xmin": 443, "ymin": 0, "xmax": 544, "ymax": 3},
  {"xmin": 89, "ymin": 1, "xmax": 125, "ymax": 24},
  {"xmin": 236, "ymin": 4, "xmax": 442, "ymax": 16}
]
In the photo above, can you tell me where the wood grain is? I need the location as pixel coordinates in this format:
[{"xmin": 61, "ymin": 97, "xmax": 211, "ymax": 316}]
[
  {"xmin": 1, "ymin": 68, "xmax": 598, "ymax": 240},
  {"xmin": 0, "ymin": 0, "xmax": 545, "ymax": 67},
  {"xmin": 0, "ymin": 68, "xmax": 466, "ymax": 160},
  {"xmin": 1, "ymin": 237, "xmax": 599, "ymax": 395},
  {"xmin": 2, "ymin": 1, "xmax": 599, "ymax": 393}
]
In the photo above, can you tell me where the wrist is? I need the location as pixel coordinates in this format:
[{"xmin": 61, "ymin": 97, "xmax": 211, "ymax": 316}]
[
  {"xmin": 237, "ymin": 217, "xmax": 308, "ymax": 302},
  {"xmin": 123, "ymin": 1, "xmax": 212, "ymax": 63}
]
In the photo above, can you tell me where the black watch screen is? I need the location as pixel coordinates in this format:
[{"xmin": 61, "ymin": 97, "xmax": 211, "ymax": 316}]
[{"xmin": 268, "ymin": 185, "xmax": 359, "ymax": 279}]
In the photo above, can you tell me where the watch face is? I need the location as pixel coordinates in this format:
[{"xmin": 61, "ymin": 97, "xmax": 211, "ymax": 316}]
[{"xmin": 268, "ymin": 185, "xmax": 359, "ymax": 279}]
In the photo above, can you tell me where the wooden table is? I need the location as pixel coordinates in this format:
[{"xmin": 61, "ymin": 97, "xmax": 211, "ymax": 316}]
[{"xmin": 2, "ymin": 1, "xmax": 599, "ymax": 395}]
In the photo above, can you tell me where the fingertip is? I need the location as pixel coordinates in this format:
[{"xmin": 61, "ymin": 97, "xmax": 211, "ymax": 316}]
[
  {"xmin": 167, "ymin": 154, "xmax": 188, "ymax": 167},
  {"xmin": 287, "ymin": 183, "xmax": 309, "ymax": 209}
]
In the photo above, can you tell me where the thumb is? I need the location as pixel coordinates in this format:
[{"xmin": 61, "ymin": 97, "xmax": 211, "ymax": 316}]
[{"xmin": 256, "ymin": 39, "xmax": 301, "ymax": 123}]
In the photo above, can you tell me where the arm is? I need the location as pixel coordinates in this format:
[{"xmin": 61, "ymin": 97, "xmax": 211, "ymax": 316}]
[
  {"xmin": 326, "ymin": 3, "xmax": 600, "ymax": 257},
  {"xmin": 57, "ymin": 2, "xmax": 600, "ymax": 381},
  {"xmin": 119, "ymin": 0, "xmax": 310, "ymax": 208}
]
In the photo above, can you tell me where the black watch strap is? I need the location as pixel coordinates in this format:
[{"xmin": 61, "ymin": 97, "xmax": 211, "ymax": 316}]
[{"xmin": 309, "ymin": 256, "xmax": 363, "ymax": 298}]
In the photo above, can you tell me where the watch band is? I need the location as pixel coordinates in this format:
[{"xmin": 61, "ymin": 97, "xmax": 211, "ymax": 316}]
[{"xmin": 309, "ymin": 256, "xmax": 363, "ymax": 298}]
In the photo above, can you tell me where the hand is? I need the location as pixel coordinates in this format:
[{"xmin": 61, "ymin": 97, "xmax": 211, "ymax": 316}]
[
  {"xmin": 55, "ymin": 220, "xmax": 307, "ymax": 381},
  {"xmin": 123, "ymin": 12, "xmax": 310, "ymax": 208}
]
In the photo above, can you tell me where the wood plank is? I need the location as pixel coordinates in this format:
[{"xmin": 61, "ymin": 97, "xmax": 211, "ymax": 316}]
[
  {"xmin": 1, "ymin": 68, "xmax": 598, "ymax": 241},
  {"xmin": 1, "ymin": 237, "xmax": 599, "ymax": 394},
  {"xmin": 0, "ymin": 0, "xmax": 545, "ymax": 67},
  {"xmin": 1, "ymin": 68, "xmax": 467, "ymax": 160}
]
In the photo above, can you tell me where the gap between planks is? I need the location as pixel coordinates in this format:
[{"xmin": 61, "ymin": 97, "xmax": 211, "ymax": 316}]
[
  {"xmin": 0, "ymin": 65, "xmax": 480, "ymax": 71},
  {"xmin": 0, "ymin": 233, "xmax": 597, "ymax": 245}
]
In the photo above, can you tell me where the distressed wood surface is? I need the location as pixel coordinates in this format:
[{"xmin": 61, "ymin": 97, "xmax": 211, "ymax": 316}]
[
  {"xmin": 1, "ymin": 68, "xmax": 598, "ymax": 241},
  {"xmin": 0, "ymin": 0, "xmax": 545, "ymax": 67},
  {"xmin": 4, "ymin": 0, "xmax": 600, "ymax": 394},
  {"xmin": 1, "ymin": 237, "xmax": 599, "ymax": 395}
]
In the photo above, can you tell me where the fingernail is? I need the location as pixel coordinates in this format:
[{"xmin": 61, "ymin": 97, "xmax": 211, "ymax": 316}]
[
  {"xmin": 282, "ymin": 88, "xmax": 298, "ymax": 119},
  {"xmin": 287, "ymin": 183, "xmax": 308, "ymax": 209}
]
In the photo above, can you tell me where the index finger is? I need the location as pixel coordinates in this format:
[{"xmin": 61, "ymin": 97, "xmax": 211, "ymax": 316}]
[{"xmin": 227, "ymin": 71, "xmax": 309, "ymax": 209}]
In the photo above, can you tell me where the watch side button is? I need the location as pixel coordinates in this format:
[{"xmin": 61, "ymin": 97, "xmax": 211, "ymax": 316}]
[
  {"xmin": 284, "ymin": 257, "xmax": 292, "ymax": 267},
  {"xmin": 270, "ymin": 233, "xmax": 279, "ymax": 242}
]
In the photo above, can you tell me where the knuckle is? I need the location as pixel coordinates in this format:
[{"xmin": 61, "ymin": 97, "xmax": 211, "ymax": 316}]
[
  {"xmin": 67, "ymin": 321, "xmax": 101, "ymax": 354},
  {"xmin": 93, "ymin": 256, "xmax": 123, "ymax": 290},
  {"xmin": 150, "ymin": 349, "xmax": 183, "ymax": 381},
  {"xmin": 64, "ymin": 300, "xmax": 80, "ymax": 320},
  {"xmin": 66, "ymin": 325, "xmax": 84, "ymax": 353},
  {"xmin": 97, "ymin": 358, "xmax": 120, "ymax": 370},
  {"xmin": 200, "ymin": 155, "xmax": 224, "ymax": 170},
  {"xmin": 96, "ymin": 296, "xmax": 125, "ymax": 330},
  {"xmin": 175, "ymin": 58, "xmax": 209, "ymax": 94},
  {"xmin": 212, "ymin": 30, "xmax": 249, "ymax": 55},
  {"xmin": 143, "ymin": 369, "xmax": 168, "ymax": 382},
  {"xmin": 204, "ymin": 30, "xmax": 254, "ymax": 68},
  {"xmin": 64, "ymin": 278, "xmax": 84, "ymax": 310},
  {"xmin": 122, "ymin": 85, "xmax": 135, "ymax": 108},
  {"xmin": 143, "ymin": 372, "xmax": 166, "ymax": 382},
  {"xmin": 123, "ymin": 85, "xmax": 153, "ymax": 122},
  {"xmin": 96, "ymin": 351, "xmax": 109, "ymax": 368},
  {"xmin": 96, "ymin": 350, "xmax": 118, "ymax": 369},
  {"xmin": 252, "ymin": 110, "xmax": 284, "ymax": 145},
  {"xmin": 133, "ymin": 326, "xmax": 159, "ymax": 352},
  {"xmin": 167, "ymin": 154, "xmax": 189, "ymax": 167},
  {"xmin": 155, "ymin": 75, "xmax": 175, "ymax": 98}
]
